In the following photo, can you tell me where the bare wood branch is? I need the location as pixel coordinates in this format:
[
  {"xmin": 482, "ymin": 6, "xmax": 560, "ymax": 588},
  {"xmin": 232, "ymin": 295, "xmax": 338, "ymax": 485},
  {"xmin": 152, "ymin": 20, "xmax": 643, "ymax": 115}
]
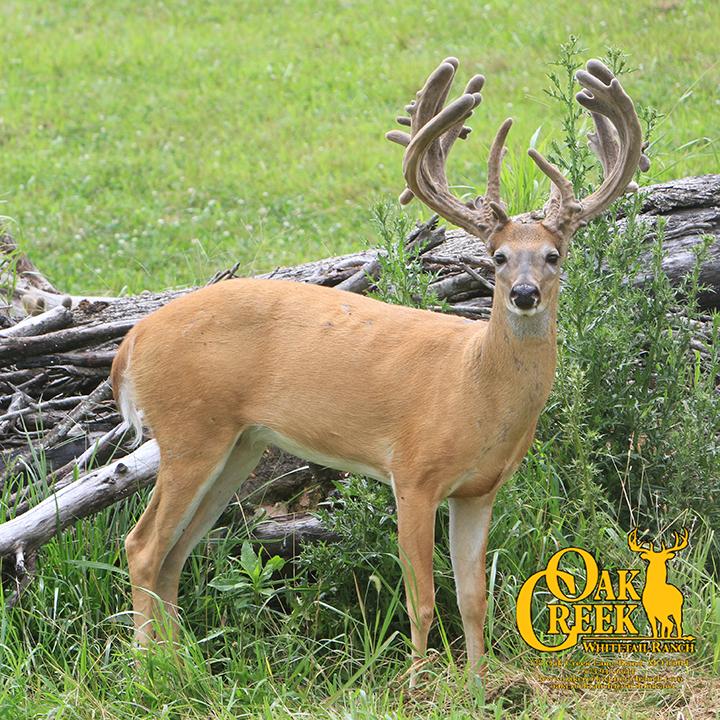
[
  {"xmin": 0, "ymin": 303, "xmax": 73, "ymax": 339},
  {"xmin": 6, "ymin": 548, "xmax": 37, "ymax": 609},
  {"xmin": 0, "ymin": 395, "xmax": 87, "ymax": 424},
  {"xmin": 0, "ymin": 321, "xmax": 134, "ymax": 367},
  {"xmin": 8, "ymin": 423, "xmax": 130, "ymax": 518},
  {"xmin": 0, "ymin": 441, "xmax": 160, "ymax": 558},
  {"xmin": 251, "ymin": 513, "xmax": 339, "ymax": 559},
  {"xmin": 0, "ymin": 392, "xmax": 32, "ymax": 436},
  {"xmin": 2, "ymin": 381, "xmax": 113, "ymax": 478},
  {"xmin": 14, "ymin": 351, "xmax": 116, "ymax": 369}
]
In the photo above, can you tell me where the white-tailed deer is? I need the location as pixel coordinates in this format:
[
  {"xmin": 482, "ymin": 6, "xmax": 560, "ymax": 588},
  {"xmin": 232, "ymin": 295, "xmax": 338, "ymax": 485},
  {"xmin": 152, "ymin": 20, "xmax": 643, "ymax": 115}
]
[
  {"xmin": 111, "ymin": 57, "xmax": 646, "ymax": 680},
  {"xmin": 628, "ymin": 528, "xmax": 689, "ymax": 639}
]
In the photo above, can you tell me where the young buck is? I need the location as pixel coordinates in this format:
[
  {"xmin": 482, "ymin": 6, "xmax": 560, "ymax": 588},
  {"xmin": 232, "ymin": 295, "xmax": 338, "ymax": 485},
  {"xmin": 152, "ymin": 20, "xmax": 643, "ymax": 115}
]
[
  {"xmin": 628, "ymin": 528, "xmax": 689, "ymax": 639},
  {"xmin": 112, "ymin": 57, "xmax": 646, "ymax": 679}
]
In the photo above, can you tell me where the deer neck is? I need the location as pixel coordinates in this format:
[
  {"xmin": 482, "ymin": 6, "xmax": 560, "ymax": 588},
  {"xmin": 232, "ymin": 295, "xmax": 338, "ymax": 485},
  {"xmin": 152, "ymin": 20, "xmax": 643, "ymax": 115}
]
[
  {"xmin": 645, "ymin": 560, "xmax": 668, "ymax": 588},
  {"xmin": 469, "ymin": 291, "xmax": 558, "ymax": 407}
]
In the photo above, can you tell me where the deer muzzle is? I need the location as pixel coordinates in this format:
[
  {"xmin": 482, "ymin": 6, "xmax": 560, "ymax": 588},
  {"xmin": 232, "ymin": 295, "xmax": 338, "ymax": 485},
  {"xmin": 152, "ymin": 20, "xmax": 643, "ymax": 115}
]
[{"xmin": 510, "ymin": 283, "xmax": 540, "ymax": 311}]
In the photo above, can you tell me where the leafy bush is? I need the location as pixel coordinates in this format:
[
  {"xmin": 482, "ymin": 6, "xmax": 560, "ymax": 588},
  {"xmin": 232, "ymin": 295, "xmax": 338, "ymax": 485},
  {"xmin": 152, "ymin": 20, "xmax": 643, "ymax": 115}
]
[
  {"xmin": 368, "ymin": 202, "xmax": 442, "ymax": 310},
  {"xmin": 545, "ymin": 203, "xmax": 720, "ymax": 539},
  {"xmin": 533, "ymin": 39, "xmax": 720, "ymax": 546}
]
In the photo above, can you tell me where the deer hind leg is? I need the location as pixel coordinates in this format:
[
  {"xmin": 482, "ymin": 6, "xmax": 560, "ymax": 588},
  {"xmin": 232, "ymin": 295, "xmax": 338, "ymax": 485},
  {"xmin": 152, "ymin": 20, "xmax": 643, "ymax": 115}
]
[
  {"xmin": 448, "ymin": 493, "xmax": 495, "ymax": 675},
  {"xmin": 125, "ymin": 426, "xmax": 260, "ymax": 645},
  {"xmin": 394, "ymin": 489, "xmax": 439, "ymax": 688},
  {"xmin": 644, "ymin": 609, "xmax": 659, "ymax": 638},
  {"xmin": 670, "ymin": 610, "xmax": 683, "ymax": 638},
  {"xmin": 154, "ymin": 432, "xmax": 267, "ymax": 621}
]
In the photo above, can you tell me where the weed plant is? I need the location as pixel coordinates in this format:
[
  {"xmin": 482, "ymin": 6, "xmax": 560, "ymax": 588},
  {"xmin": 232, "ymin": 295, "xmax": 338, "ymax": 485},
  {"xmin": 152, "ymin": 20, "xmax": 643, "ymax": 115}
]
[{"xmin": 367, "ymin": 203, "xmax": 442, "ymax": 310}]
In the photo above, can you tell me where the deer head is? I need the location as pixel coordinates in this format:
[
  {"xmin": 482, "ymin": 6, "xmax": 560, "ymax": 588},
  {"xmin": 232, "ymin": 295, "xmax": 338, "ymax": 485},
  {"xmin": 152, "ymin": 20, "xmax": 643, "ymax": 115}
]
[
  {"xmin": 386, "ymin": 57, "xmax": 649, "ymax": 318},
  {"xmin": 628, "ymin": 528, "xmax": 690, "ymax": 562}
]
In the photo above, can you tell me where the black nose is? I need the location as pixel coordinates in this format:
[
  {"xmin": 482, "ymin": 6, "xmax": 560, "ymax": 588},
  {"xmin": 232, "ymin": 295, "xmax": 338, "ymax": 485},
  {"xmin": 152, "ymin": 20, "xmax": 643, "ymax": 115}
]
[{"xmin": 510, "ymin": 283, "xmax": 540, "ymax": 310}]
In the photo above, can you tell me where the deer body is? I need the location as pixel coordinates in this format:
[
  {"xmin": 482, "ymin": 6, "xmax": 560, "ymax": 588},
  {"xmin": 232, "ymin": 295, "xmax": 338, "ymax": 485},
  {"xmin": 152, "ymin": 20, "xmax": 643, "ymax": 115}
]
[
  {"xmin": 628, "ymin": 528, "xmax": 688, "ymax": 639},
  {"xmin": 117, "ymin": 277, "xmax": 557, "ymax": 496},
  {"xmin": 113, "ymin": 56, "xmax": 645, "ymax": 682},
  {"xmin": 114, "ymin": 271, "xmax": 557, "ymax": 665},
  {"xmin": 643, "ymin": 563, "xmax": 684, "ymax": 638}
]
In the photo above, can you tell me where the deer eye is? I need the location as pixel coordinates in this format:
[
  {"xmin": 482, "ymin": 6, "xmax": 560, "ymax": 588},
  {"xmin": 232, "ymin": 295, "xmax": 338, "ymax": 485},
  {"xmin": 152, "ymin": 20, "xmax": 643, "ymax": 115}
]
[
  {"xmin": 493, "ymin": 252, "xmax": 507, "ymax": 266},
  {"xmin": 546, "ymin": 252, "xmax": 560, "ymax": 266}
]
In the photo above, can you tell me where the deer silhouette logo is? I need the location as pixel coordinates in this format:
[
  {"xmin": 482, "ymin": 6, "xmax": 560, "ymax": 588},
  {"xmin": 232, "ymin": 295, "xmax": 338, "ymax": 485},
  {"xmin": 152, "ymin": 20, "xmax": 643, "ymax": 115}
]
[{"xmin": 628, "ymin": 528, "xmax": 690, "ymax": 639}]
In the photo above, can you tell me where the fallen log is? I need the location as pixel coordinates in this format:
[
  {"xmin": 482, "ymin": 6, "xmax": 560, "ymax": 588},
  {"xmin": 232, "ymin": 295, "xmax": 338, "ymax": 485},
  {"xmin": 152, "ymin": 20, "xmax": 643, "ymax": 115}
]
[
  {"xmin": 0, "ymin": 303, "xmax": 73, "ymax": 339},
  {"xmin": 0, "ymin": 441, "xmax": 160, "ymax": 562},
  {"xmin": 250, "ymin": 514, "xmax": 340, "ymax": 559},
  {"xmin": 0, "ymin": 173, "xmax": 718, "ymax": 601}
]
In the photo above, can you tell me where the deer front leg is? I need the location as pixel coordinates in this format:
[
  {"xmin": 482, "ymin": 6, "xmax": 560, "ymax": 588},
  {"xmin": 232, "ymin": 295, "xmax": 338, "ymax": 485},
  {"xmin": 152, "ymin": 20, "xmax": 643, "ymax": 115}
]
[
  {"xmin": 448, "ymin": 493, "xmax": 495, "ymax": 675},
  {"xmin": 395, "ymin": 490, "xmax": 438, "ymax": 687}
]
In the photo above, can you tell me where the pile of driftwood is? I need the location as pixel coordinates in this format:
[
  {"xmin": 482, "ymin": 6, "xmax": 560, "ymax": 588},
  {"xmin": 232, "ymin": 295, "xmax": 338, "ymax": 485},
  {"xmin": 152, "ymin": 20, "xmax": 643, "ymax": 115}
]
[{"xmin": 0, "ymin": 174, "xmax": 718, "ymax": 602}]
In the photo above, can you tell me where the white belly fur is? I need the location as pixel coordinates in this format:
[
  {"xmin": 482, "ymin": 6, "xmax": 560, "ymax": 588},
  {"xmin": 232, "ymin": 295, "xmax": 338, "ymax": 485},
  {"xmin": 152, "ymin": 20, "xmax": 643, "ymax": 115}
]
[{"xmin": 251, "ymin": 426, "xmax": 391, "ymax": 484}]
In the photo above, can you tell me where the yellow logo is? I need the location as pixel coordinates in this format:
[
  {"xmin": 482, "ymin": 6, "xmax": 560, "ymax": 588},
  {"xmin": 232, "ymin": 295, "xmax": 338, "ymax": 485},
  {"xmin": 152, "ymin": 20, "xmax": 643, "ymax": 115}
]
[{"xmin": 515, "ymin": 529, "xmax": 696, "ymax": 653}]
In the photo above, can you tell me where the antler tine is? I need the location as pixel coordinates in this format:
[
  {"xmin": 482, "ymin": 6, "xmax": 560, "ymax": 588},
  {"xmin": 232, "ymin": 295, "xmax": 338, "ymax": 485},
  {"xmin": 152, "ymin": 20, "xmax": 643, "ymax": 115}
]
[
  {"xmin": 628, "ymin": 528, "xmax": 647, "ymax": 553},
  {"xmin": 486, "ymin": 118, "xmax": 513, "ymax": 205},
  {"xmin": 386, "ymin": 58, "xmax": 461, "ymax": 151},
  {"xmin": 387, "ymin": 58, "xmax": 465, "ymax": 207},
  {"xmin": 587, "ymin": 113, "xmax": 651, "ymax": 193},
  {"xmin": 411, "ymin": 58, "xmax": 459, "ymax": 129},
  {"xmin": 527, "ymin": 148, "xmax": 581, "ymax": 242},
  {"xmin": 386, "ymin": 59, "xmax": 510, "ymax": 241},
  {"xmin": 573, "ymin": 60, "xmax": 645, "ymax": 216},
  {"xmin": 462, "ymin": 118, "xmax": 514, "ymax": 228},
  {"xmin": 531, "ymin": 59, "xmax": 647, "ymax": 241},
  {"xmin": 665, "ymin": 528, "xmax": 690, "ymax": 553},
  {"xmin": 440, "ymin": 73, "xmax": 485, "ymax": 155}
]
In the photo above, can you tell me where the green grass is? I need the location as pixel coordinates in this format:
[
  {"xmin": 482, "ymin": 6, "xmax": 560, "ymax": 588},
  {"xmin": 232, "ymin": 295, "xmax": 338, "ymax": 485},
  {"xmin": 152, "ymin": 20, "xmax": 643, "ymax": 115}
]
[
  {"xmin": 0, "ymin": 0, "xmax": 718, "ymax": 294},
  {"xmin": 1, "ymin": 468, "xmax": 718, "ymax": 719},
  {"xmin": 1, "ymin": 2, "xmax": 720, "ymax": 718}
]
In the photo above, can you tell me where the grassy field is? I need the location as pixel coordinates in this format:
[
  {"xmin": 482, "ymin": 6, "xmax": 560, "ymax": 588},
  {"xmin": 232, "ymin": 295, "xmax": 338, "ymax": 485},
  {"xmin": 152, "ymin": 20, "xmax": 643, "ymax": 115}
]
[
  {"xmin": 1, "ymin": 2, "xmax": 719, "ymax": 719},
  {"xmin": 0, "ymin": 0, "xmax": 718, "ymax": 295}
]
